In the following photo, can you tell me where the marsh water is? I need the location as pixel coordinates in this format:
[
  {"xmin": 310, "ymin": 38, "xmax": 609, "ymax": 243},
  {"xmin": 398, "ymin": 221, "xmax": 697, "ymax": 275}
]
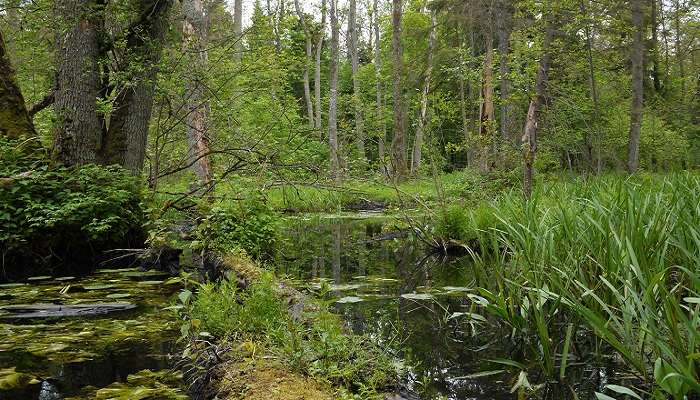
[
  {"xmin": 0, "ymin": 268, "xmax": 186, "ymax": 399},
  {"xmin": 279, "ymin": 213, "xmax": 634, "ymax": 400},
  {"xmin": 1, "ymin": 213, "xmax": 633, "ymax": 400}
]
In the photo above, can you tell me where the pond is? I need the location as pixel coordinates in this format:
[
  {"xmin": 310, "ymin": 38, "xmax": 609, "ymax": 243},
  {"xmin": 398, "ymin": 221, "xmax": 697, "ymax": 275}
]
[
  {"xmin": 0, "ymin": 268, "xmax": 186, "ymax": 399},
  {"xmin": 278, "ymin": 213, "xmax": 635, "ymax": 400}
]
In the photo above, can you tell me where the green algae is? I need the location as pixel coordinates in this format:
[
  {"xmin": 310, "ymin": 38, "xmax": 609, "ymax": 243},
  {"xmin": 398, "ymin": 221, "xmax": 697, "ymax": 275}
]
[
  {"xmin": 70, "ymin": 369, "xmax": 188, "ymax": 400},
  {"xmin": 0, "ymin": 269, "xmax": 182, "ymax": 398}
]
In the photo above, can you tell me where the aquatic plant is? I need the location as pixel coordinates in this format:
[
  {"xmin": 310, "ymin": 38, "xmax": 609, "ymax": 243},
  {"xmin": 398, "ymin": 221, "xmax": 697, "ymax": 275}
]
[{"xmin": 459, "ymin": 174, "xmax": 700, "ymax": 399}]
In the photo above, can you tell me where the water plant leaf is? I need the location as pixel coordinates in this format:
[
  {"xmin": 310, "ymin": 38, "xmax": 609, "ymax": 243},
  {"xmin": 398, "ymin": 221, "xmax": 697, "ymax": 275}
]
[
  {"xmin": 106, "ymin": 293, "xmax": 131, "ymax": 299},
  {"xmin": 138, "ymin": 280, "xmax": 164, "ymax": 285},
  {"xmin": 448, "ymin": 312, "xmax": 486, "ymax": 322},
  {"xmin": 336, "ymin": 296, "xmax": 363, "ymax": 304},
  {"xmin": 603, "ymin": 385, "xmax": 642, "ymax": 400},
  {"xmin": 83, "ymin": 284, "xmax": 116, "ymax": 290},
  {"xmin": 453, "ymin": 370, "xmax": 505, "ymax": 379},
  {"xmin": 594, "ymin": 393, "xmax": 617, "ymax": 400},
  {"xmin": 27, "ymin": 276, "xmax": 52, "ymax": 281},
  {"xmin": 683, "ymin": 297, "xmax": 700, "ymax": 304},
  {"xmin": 400, "ymin": 293, "xmax": 434, "ymax": 301},
  {"xmin": 488, "ymin": 358, "xmax": 526, "ymax": 370}
]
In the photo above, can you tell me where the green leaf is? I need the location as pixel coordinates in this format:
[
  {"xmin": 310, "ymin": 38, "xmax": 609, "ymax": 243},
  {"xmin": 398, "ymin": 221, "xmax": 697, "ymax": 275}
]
[{"xmin": 603, "ymin": 385, "xmax": 641, "ymax": 400}]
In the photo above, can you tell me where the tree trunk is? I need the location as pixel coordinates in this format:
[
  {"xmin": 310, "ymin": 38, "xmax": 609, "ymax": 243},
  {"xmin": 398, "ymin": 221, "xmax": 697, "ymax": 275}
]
[
  {"xmin": 522, "ymin": 23, "xmax": 554, "ymax": 200},
  {"xmin": 374, "ymin": 0, "xmax": 388, "ymax": 176},
  {"xmin": 183, "ymin": 0, "xmax": 213, "ymax": 188},
  {"xmin": 314, "ymin": 0, "xmax": 326, "ymax": 136},
  {"xmin": 233, "ymin": 0, "xmax": 243, "ymax": 62},
  {"xmin": 53, "ymin": 0, "xmax": 101, "ymax": 166},
  {"xmin": 294, "ymin": 0, "xmax": 315, "ymax": 129},
  {"xmin": 328, "ymin": 0, "xmax": 341, "ymax": 181},
  {"xmin": 496, "ymin": 1, "xmax": 513, "ymax": 143},
  {"xmin": 628, "ymin": 0, "xmax": 645, "ymax": 173},
  {"xmin": 411, "ymin": 7, "xmax": 436, "ymax": 175},
  {"xmin": 0, "ymin": 30, "xmax": 35, "ymax": 140},
  {"xmin": 99, "ymin": 0, "xmax": 172, "ymax": 174},
  {"xmin": 478, "ymin": 30, "xmax": 495, "ymax": 173},
  {"xmin": 650, "ymin": 0, "xmax": 661, "ymax": 93},
  {"xmin": 673, "ymin": 0, "xmax": 685, "ymax": 102},
  {"xmin": 391, "ymin": 0, "xmax": 408, "ymax": 180},
  {"xmin": 349, "ymin": 0, "xmax": 365, "ymax": 158},
  {"xmin": 581, "ymin": 0, "xmax": 601, "ymax": 173}
]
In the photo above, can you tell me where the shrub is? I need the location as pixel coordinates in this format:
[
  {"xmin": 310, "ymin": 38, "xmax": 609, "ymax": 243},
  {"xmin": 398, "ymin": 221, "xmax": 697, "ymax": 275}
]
[
  {"xmin": 194, "ymin": 196, "xmax": 279, "ymax": 260},
  {"xmin": 0, "ymin": 139, "xmax": 144, "ymax": 278}
]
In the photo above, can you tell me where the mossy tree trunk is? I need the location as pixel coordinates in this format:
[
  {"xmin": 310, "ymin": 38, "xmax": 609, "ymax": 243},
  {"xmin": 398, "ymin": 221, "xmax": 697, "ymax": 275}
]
[{"xmin": 0, "ymin": 30, "xmax": 36, "ymax": 139}]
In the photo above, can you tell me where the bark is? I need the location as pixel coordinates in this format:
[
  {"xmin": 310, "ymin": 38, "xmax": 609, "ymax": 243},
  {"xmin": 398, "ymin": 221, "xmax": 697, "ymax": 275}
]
[
  {"xmin": 391, "ymin": 0, "xmax": 408, "ymax": 180},
  {"xmin": 328, "ymin": 0, "xmax": 341, "ymax": 181},
  {"xmin": 314, "ymin": 0, "xmax": 326, "ymax": 135},
  {"xmin": 651, "ymin": 0, "xmax": 661, "ymax": 93},
  {"xmin": 294, "ymin": 0, "xmax": 315, "ymax": 129},
  {"xmin": 233, "ymin": 0, "xmax": 243, "ymax": 62},
  {"xmin": 628, "ymin": 0, "xmax": 645, "ymax": 173},
  {"xmin": 410, "ymin": 7, "xmax": 436, "ymax": 174},
  {"xmin": 99, "ymin": 0, "xmax": 172, "ymax": 174},
  {"xmin": 375, "ymin": 0, "xmax": 388, "ymax": 176},
  {"xmin": 496, "ymin": 1, "xmax": 514, "ymax": 143},
  {"xmin": 581, "ymin": 0, "xmax": 601, "ymax": 173},
  {"xmin": 522, "ymin": 23, "xmax": 554, "ymax": 200},
  {"xmin": 0, "ymin": 30, "xmax": 35, "ymax": 139},
  {"xmin": 478, "ymin": 29, "xmax": 495, "ymax": 173},
  {"xmin": 349, "ymin": 0, "xmax": 365, "ymax": 158},
  {"xmin": 183, "ymin": 0, "xmax": 213, "ymax": 187},
  {"xmin": 53, "ymin": 0, "xmax": 101, "ymax": 166}
]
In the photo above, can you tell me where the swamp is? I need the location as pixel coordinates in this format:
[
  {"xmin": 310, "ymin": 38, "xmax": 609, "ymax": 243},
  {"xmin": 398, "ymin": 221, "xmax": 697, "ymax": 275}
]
[{"xmin": 1, "ymin": 0, "xmax": 700, "ymax": 399}]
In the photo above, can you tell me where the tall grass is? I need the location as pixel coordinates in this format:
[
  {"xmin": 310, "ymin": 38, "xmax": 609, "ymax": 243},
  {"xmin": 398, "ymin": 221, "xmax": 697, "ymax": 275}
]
[{"xmin": 461, "ymin": 174, "xmax": 700, "ymax": 398}]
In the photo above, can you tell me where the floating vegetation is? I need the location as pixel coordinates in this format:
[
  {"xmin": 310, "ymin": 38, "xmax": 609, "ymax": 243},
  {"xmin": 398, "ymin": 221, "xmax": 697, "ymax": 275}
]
[
  {"xmin": 400, "ymin": 293, "xmax": 435, "ymax": 301},
  {"xmin": 0, "ymin": 269, "xmax": 182, "ymax": 398},
  {"xmin": 335, "ymin": 296, "xmax": 364, "ymax": 304}
]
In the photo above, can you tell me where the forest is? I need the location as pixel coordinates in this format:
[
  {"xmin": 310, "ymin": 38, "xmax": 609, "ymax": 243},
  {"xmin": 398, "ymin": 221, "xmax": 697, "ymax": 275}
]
[{"xmin": 0, "ymin": 0, "xmax": 699, "ymax": 399}]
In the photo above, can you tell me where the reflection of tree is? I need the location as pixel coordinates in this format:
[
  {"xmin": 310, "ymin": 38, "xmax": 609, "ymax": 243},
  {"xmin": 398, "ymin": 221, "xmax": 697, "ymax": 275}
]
[{"xmin": 332, "ymin": 223, "xmax": 342, "ymax": 285}]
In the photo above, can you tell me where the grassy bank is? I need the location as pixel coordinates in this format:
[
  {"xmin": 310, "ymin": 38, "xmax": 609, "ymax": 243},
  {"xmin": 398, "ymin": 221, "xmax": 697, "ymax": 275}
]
[
  {"xmin": 177, "ymin": 255, "xmax": 401, "ymax": 400},
  {"xmin": 439, "ymin": 174, "xmax": 700, "ymax": 399}
]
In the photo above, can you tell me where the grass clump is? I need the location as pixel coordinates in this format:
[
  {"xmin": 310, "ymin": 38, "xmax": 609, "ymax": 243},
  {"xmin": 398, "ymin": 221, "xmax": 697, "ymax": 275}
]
[
  {"xmin": 181, "ymin": 270, "xmax": 398, "ymax": 398},
  {"xmin": 453, "ymin": 174, "xmax": 700, "ymax": 399}
]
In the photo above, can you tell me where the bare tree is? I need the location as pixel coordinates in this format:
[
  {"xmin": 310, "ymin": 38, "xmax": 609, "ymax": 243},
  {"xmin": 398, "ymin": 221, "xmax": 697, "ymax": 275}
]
[
  {"xmin": 411, "ymin": 5, "xmax": 437, "ymax": 174},
  {"xmin": 628, "ymin": 0, "xmax": 645, "ymax": 173},
  {"xmin": 183, "ymin": 0, "xmax": 213, "ymax": 187},
  {"xmin": 329, "ymin": 0, "xmax": 341, "ymax": 181},
  {"xmin": 391, "ymin": 0, "xmax": 408, "ymax": 180}
]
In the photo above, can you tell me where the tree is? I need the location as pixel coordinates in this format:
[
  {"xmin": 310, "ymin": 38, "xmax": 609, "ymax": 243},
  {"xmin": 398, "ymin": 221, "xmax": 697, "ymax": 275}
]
[
  {"xmin": 374, "ymin": 0, "xmax": 388, "ymax": 175},
  {"xmin": 496, "ymin": 0, "xmax": 514, "ymax": 143},
  {"xmin": 628, "ymin": 0, "xmax": 645, "ymax": 173},
  {"xmin": 328, "ymin": 0, "xmax": 341, "ymax": 181},
  {"xmin": 522, "ymin": 18, "xmax": 555, "ymax": 200},
  {"xmin": 478, "ymin": 10, "xmax": 496, "ymax": 173},
  {"xmin": 53, "ymin": 0, "xmax": 101, "ymax": 166},
  {"xmin": 0, "ymin": 29, "xmax": 35, "ymax": 139},
  {"xmin": 411, "ymin": 4, "xmax": 436, "ymax": 174},
  {"xmin": 183, "ymin": 0, "xmax": 213, "ymax": 188},
  {"xmin": 294, "ymin": 0, "xmax": 315, "ymax": 129},
  {"xmin": 233, "ymin": 0, "xmax": 243, "ymax": 62},
  {"xmin": 314, "ymin": 0, "xmax": 327, "ymax": 135},
  {"xmin": 349, "ymin": 0, "xmax": 365, "ymax": 158},
  {"xmin": 391, "ymin": 0, "xmax": 408, "ymax": 180},
  {"xmin": 99, "ymin": 0, "xmax": 173, "ymax": 174}
]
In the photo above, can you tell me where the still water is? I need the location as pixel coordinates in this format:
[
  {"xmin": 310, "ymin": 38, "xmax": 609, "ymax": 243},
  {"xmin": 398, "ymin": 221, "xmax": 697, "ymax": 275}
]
[{"xmin": 278, "ymin": 213, "xmax": 631, "ymax": 400}]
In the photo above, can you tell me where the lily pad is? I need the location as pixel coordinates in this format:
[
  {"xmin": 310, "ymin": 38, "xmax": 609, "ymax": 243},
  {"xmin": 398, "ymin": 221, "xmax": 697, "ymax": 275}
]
[
  {"xmin": 56, "ymin": 276, "xmax": 77, "ymax": 281},
  {"xmin": 336, "ymin": 296, "xmax": 364, "ymax": 304},
  {"xmin": 96, "ymin": 268, "xmax": 139, "ymax": 274},
  {"xmin": 27, "ymin": 276, "xmax": 52, "ymax": 281},
  {"xmin": 83, "ymin": 284, "xmax": 117, "ymax": 290},
  {"xmin": 106, "ymin": 293, "xmax": 132, "ymax": 299},
  {"xmin": 400, "ymin": 293, "xmax": 435, "ymax": 301},
  {"xmin": 138, "ymin": 280, "xmax": 164, "ymax": 286},
  {"xmin": 0, "ymin": 283, "xmax": 26, "ymax": 288}
]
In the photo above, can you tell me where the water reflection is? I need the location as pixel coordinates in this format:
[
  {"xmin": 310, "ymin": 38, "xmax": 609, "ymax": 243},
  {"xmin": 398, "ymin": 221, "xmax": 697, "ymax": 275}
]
[{"xmin": 279, "ymin": 215, "xmax": 630, "ymax": 400}]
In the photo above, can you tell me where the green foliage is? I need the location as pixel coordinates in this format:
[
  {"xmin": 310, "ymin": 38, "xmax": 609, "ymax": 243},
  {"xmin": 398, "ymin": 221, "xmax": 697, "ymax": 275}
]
[
  {"xmin": 193, "ymin": 197, "xmax": 279, "ymax": 260},
  {"xmin": 454, "ymin": 174, "xmax": 700, "ymax": 398},
  {"xmin": 0, "ymin": 139, "xmax": 144, "ymax": 273},
  {"xmin": 183, "ymin": 273, "xmax": 398, "ymax": 395}
]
